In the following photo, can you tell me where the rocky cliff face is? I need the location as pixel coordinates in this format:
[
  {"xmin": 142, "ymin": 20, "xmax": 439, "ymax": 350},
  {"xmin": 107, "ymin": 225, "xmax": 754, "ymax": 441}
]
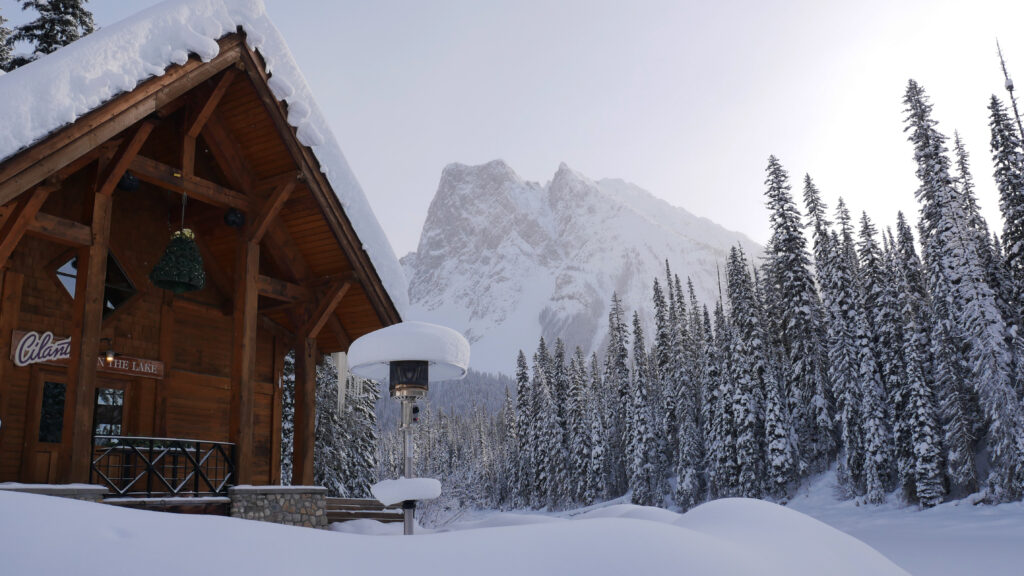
[{"xmin": 402, "ymin": 160, "xmax": 760, "ymax": 375}]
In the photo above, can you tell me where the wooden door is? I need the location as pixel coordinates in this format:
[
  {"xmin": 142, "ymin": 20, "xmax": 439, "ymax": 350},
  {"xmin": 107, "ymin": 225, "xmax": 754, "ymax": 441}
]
[{"xmin": 20, "ymin": 368, "xmax": 71, "ymax": 483}]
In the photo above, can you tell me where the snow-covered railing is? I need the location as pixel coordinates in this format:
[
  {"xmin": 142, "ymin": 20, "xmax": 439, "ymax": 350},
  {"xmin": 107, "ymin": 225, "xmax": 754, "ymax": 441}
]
[{"xmin": 90, "ymin": 436, "xmax": 235, "ymax": 497}]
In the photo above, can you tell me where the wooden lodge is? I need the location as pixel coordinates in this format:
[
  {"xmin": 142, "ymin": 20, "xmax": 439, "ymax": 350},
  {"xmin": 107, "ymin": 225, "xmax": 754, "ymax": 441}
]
[{"xmin": 0, "ymin": 23, "xmax": 402, "ymax": 496}]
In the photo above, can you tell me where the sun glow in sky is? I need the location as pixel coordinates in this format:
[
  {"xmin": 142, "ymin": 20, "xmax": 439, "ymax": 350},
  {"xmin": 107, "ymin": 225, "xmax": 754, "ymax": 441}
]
[{"xmin": 4, "ymin": 0, "xmax": 1024, "ymax": 256}]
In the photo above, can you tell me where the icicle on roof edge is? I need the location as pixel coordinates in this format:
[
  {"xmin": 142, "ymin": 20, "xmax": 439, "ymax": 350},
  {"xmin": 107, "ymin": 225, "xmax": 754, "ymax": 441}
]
[{"xmin": 0, "ymin": 0, "xmax": 409, "ymax": 316}]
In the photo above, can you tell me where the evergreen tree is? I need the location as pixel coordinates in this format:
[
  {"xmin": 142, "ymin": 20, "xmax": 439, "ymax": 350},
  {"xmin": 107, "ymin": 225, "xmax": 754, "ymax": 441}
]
[
  {"xmin": 585, "ymin": 353, "xmax": 607, "ymax": 504},
  {"xmin": 706, "ymin": 300, "xmax": 739, "ymax": 497},
  {"xmin": 280, "ymin": 351, "xmax": 295, "ymax": 484},
  {"xmin": 532, "ymin": 338, "xmax": 565, "ymax": 508},
  {"xmin": 764, "ymin": 363, "xmax": 796, "ymax": 501},
  {"xmin": 339, "ymin": 374, "xmax": 380, "ymax": 498},
  {"xmin": 603, "ymin": 293, "xmax": 631, "ymax": 496},
  {"xmin": 892, "ymin": 220, "xmax": 945, "ymax": 506},
  {"xmin": 0, "ymin": 8, "xmax": 14, "ymax": 72},
  {"xmin": 627, "ymin": 312, "xmax": 658, "ymax": 505},
  {"xmin": 989, "ymin": 95, "xmax": 1024, "ymax": 308},
  {"xmin": 725, "ymin": 246, "xmax": 766, "ymax": 499},
  {"xmin": 501, "ymin": 386, "xmax": 520, "ymax": 508},
  {"xmin": 567, "ymin": 347, "xmax": 591, "ymax": 504},
  {"xmin": 512, "ymin": 351, "xmax": 533, "ymax": 506},
  {"xmin": 13, "ymin": 0, "xmax": 93, "ymax": 64},
  {"xmin": 764, "ymin": 157, "xmax": 829, "ymax": 473},
  {"xmin": 904, "ymin": 79, "xmax": 1024, "ymax": 501}
]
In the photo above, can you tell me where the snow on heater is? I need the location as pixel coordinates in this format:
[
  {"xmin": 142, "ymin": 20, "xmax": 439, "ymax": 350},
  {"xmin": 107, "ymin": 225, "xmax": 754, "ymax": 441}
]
[{"xmin": 348, "ymin": 321, "xmax": 470, "ymax": 534}]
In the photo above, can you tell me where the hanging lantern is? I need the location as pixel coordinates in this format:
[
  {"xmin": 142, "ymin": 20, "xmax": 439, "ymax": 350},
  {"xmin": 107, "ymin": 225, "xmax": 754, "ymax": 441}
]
[{"xmin": 150, "ymin": 228, "xmax": 206, "ymax": 294}]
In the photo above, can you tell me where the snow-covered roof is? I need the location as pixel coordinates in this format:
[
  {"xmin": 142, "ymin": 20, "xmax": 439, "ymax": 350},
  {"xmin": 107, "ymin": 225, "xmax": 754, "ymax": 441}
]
[{"xmin": 0, "ymin": 0, "xmax": 408, "ymax": 316}]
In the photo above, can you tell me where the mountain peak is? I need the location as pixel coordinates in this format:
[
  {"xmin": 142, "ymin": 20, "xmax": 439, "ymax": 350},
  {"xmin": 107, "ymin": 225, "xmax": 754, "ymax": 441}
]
[{"xmin": 405, "ymin": 160, "xmax": 761, "ymax": 374}]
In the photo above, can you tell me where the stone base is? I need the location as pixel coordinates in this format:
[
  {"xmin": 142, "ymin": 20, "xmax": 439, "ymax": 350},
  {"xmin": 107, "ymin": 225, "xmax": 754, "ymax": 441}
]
[
  {"xmin": 0, "ymin": 483, "xmax": 108, "ymax": 502},
  {"xmin": 228, "ymin": 485, "xmax": 327, "ymax": 529}
]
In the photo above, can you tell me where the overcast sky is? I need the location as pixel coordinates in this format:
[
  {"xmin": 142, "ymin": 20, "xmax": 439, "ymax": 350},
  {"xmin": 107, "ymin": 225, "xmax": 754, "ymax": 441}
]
[{"xmin": 5, "ymin": 0, "xmax": 1024, "ymax": 257}]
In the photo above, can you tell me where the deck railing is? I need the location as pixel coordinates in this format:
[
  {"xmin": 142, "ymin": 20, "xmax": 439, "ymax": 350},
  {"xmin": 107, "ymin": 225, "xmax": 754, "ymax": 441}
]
[{"xmin": 90, "ymin": 436, "xmax": 235, "ymax": 497}]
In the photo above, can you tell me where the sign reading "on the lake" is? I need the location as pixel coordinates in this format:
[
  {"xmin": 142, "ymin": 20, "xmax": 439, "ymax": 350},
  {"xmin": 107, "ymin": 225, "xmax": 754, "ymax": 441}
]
[{"xmin": 11, "ymin": 330, "xmax": 165, "ymax": 379}]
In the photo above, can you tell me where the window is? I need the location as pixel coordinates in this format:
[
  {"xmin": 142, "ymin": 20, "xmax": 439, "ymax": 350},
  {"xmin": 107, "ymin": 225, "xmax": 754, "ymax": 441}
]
[
  {"xmin": 38, "ymin": 381, "xmax": 66, "ymax": 443},
  {"xmin": 54, "ymin": 252, "xmax": 136, "ymax": 317},
  {"xmin": 93, "ymin": 388, "xmax": 124, "ymax": 437}
]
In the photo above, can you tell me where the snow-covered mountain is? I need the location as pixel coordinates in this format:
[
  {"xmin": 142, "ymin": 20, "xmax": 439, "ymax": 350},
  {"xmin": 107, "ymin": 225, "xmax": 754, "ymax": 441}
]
[{"xmin": 402, "ymin": 160, "xmax": 761, "ymax": 375}]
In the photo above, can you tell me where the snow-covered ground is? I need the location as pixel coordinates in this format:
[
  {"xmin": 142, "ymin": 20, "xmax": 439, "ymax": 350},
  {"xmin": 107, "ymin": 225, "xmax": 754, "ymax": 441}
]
[
  {"xmin": 2, "ymin": 470, "xmax": 1021, "ymax": 575},
  {"xmin": 1, "ymin": 488, "xmax": 906, "ymax": 576},
  {"xmin": 787, "ymin": 470, "xmax": 1024, "ymax": 575}
]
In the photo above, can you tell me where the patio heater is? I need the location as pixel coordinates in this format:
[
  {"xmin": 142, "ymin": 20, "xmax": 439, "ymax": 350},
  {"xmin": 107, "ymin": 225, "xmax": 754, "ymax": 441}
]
[{"xmin": 347, "ymin": 321, "xmax": 470, "ymax": 534}]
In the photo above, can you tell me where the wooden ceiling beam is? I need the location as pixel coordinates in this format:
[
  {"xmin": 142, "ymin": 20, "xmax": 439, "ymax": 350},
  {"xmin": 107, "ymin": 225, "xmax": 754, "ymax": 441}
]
[
  {"xmin": 129, "ymin": 154, "xmax": 252, "ymax": 211},
  {"xmin": 302, "ymin": 279, "xmax": 352, "ymax": 339},
  {"xmin": 97, "ymin": 120, "xmax": 156, "ymax": 197},
  {"xmin": 238, "ymin": 42, "xmax": 400, "ymax": 326},
  {"xmin": 257, "ymin": 274, "xmax": 309, "ymax": 303},
  {"xmin": 188, "ymin": 68, "xmax": 237, "ymax": 139},
  {"xmin": 0, "ymin": 183, "xmax": 57, "ymax": 268},
  {"xmin": 0, "ymin": 36, "xmax": 243, "ymax": 208},
  {"xmin": 248, "ymin": 177, "xmax": 297, "ymax": 244},
  {"xmin": 26, "ymin": 212, "xmax": 92, "ymax": 247},
  {"xmin": 199, "ymin": 112, "xmax": 255, "ymax": 193}
]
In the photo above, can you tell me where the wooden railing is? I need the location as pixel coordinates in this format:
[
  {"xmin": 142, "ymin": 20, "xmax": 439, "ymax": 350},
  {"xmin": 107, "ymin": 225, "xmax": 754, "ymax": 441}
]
[{"xmin": 90, "ymin": 436, "xmax": 235, "ymax": 497}]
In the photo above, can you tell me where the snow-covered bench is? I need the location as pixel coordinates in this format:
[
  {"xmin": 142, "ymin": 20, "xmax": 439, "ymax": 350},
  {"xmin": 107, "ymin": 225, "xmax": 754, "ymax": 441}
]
[{"xmin": 325, "ymin": 497, "xmax": 403, "ymax": 523}]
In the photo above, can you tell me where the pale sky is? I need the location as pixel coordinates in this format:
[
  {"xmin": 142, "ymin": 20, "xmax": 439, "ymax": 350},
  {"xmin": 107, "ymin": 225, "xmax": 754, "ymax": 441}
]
[{"xmin": 5, "ymin": 0, "xmax": 1024, "ymax": 257}]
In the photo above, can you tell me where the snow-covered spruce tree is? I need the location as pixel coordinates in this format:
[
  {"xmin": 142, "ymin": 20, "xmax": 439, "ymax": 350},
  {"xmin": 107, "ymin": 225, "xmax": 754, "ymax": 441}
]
[
  {"xmin": 313, "ymin": 357, "xmax": 351, "ymax": 497},
  {"xmin": 343, "ymin": 375, "xmax": 380, "ymax": 498},
  {"xmin": 532, "ymin": 338, "xmax": 565, "ymax": 508},
  {"xmin": 764, "ymin": 361, "xmax": 796, "ymax": 501},
  {"xmin": 0, "ymin": 8, "xmax": 13, "ymax": 72},
  {"xmin": 548, "ymin": 339, "xmax": 570, "ymax": 506},
  {"xmin": 725, "ymin": 246, "xmax": 766, "ymax": 499},
  {"xmin": 603, "ymin": 293, "xmax": 631, "ymax": 497},
  {"xmin": 824, "ymin": 214, "xmax": 864, "ymax": 496},
  {"xmin": 280, "ymin": 350, "xmax": 295, "ymax": 484},
  {"xmin": 585, "ymin": 353, "xmax": 607, "ymax": 504},
  {"xmin": 13, "ymin": 0, "xmax": 93, "ymax": 63},
  {"xmin": 627, "ymin": 312, "xmax": 658, "ymax": 506},
  {"xmin": 653, "ymin": 273, "xmax": 678, "ymax": 482},
  {"xmin": 763, "ymin": 157, "xmax": 829, "ymax": 473},
  {"xmin": 904, "ymin": 79, "xmax": 1024, "ymax": 501},
  {"xmin": 501, "ymin": 386, "xmax": 519, "ymax": 508},
  {"xmin": 989, "ymin": 95, "xmax": 1024, "ymax": 310},
  {"xmin": 851, "ymin": 214, "xmax": 893, "ymax": 504},
  {"xmin": 567, "ymin": 346, "xmax": 592, "ymax": 504},
  {"xmin": 512, "ymin": 351, "xmax": 533, "ymax": 506},
  {"xmin": 892, "ymin": 219, "xmax": 945, "ymax": 506},
  {"xmin": 706, "ymin": 299, "xmax": 739, "ymax": 497},
  {"xmin": 800, "ymin": 175, "xmax": 837, "ymax": 462}
]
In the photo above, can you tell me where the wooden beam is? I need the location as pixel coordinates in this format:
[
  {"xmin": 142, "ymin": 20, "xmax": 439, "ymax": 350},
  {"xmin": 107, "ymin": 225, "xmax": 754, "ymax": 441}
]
[
  {"xmin": 303, "ymin": 280, "xmax": 352, "ymax": 340},
  {"xmin": 229, "ymin": 238, "xmax": 259, "ymax": 485},
  {"xmin": 257, "ymin": 274, "xmax": 308, "ymax": 303},
  {"xmin": 97, "ymin": 121, "xmax": 155, "ymax": 197},
  {"xmin": 0, "ymin": 37, "xmax": 243, "ymax": 207},
  {"xmin": 248, "ymin": 178, "xmax": 296, "ymax": 244},
  {"xmin": 0, "ymin": 271, "xmax": 24, "ymax": 454},
  {"xmin": 189, "ymin": 69, "xmax": 236, "ymax": 138},
  {"xmin": 26, "ymin": 212, "xmax": 93, "ymax": 246},
  {"xmin": 292, "ymin": 335, "xmax": 316, "ymax": 485},
  {"xmin": 199, "ymin": 113, "xmax": 255, "ymax": 193},
  {"xmin": 239, "ymin": 43, "xmax": 401, "ymax": 327},
  {"xmin": 0, "ymin": 184, "xmax": 56, "ymax": 268},
  {"xmin": 129, "ymin": 155, "xmax": 252, "ymax": 211},
  {"xmin": 68, "ymin": 192, "xmax": 114, "ymax": 482}
]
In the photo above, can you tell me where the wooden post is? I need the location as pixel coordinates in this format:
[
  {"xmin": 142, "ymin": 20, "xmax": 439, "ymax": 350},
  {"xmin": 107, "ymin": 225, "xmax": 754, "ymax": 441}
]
[
  {"xmin": 292, "ymin": 335, "xmax": 316, "ymax": 486},
  {"xmin": 0, "ymin": 270, "xmax": 24, "ymax": 454},
  {"xmin": 229, "ymin": 238, "xmax": 259, "ymax": 484},
  {"xmin": 67, "ymin": 192, "xmax": 113, "ymax": 482},
  {"xmin": 155, "ymin": 292, "xmax": 175, "ymax": 437}
]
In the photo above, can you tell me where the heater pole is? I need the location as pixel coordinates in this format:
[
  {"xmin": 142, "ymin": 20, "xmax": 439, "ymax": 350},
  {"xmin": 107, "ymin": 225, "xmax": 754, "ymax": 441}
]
[{"xmin": 401, "ymin": 398, "xmax": 415, "ymax": 535}]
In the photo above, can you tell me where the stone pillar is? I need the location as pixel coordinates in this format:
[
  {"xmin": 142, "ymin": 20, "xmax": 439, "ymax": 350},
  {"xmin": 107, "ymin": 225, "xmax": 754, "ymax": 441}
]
[{"xmin": 228, "ymin": 485, "xmax": 327, "ymax": 528}]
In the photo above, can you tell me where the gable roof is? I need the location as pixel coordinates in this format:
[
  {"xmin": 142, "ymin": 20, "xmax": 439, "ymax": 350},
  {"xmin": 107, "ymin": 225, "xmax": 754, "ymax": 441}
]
[{"xmin": 0, "ymin": 0, "xmax": 408, "ymax": 318}]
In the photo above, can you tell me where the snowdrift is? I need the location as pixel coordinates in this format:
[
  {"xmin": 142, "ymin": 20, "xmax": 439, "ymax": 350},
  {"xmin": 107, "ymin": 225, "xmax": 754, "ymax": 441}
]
[{"xmin": 0, "ymin": 490, "xmax": 906, "ymax": 575}]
